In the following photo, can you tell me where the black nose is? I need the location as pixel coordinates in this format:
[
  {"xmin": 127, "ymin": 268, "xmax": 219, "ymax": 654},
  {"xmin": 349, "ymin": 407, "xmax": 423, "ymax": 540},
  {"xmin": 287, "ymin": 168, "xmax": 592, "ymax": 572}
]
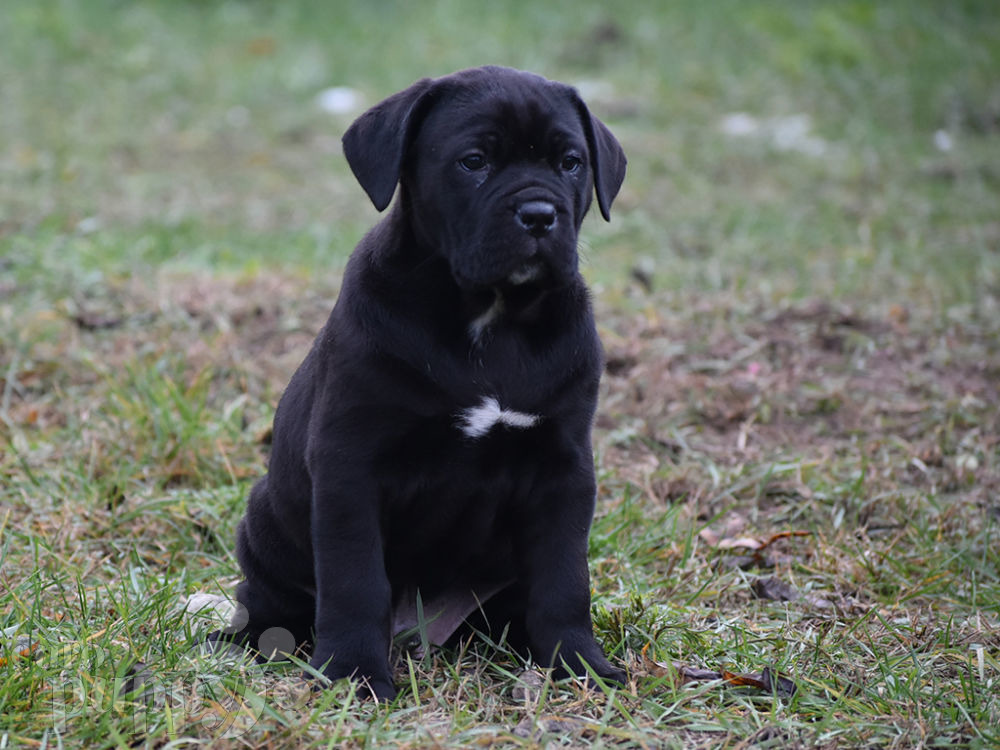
[{"xmin": 516, "ymin": 200, "xmax": 557, "ymax": 237}]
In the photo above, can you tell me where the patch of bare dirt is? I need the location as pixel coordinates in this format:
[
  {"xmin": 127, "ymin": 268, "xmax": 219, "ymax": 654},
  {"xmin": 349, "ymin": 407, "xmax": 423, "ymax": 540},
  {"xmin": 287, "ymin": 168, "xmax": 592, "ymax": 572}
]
[
  {"xmin": 3, "ymin": 273, "xmax": 337, "ymax": 415},
  {"xmin": 596, "ymin": 293, "xmax": 1000, "ymax": 512},
  {"xmin": 4, "ymin": 275, "xmax": 997, "ymax": 523}
]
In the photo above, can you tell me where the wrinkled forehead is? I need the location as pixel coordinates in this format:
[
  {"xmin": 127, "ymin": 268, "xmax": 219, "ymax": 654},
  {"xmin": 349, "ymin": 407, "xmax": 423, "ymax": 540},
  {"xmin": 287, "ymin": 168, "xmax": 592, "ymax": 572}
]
[{"xmin": 416, "ymin": 72, "xmax": 586, "ymax": 149}]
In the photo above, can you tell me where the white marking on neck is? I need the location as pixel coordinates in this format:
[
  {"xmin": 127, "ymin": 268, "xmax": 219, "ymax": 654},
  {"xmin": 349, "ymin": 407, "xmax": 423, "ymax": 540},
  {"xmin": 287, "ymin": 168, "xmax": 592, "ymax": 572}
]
[
  {"xmin": 459, "ymin": 396, "xmax": 540, "ymax": 439},
  {"xmin": 507, "ymin": 261, "xmax": 542, "ymax": 285},
  {"xmin": 468, "ymin": 289, "xmax": 504, "ymax": 342}
]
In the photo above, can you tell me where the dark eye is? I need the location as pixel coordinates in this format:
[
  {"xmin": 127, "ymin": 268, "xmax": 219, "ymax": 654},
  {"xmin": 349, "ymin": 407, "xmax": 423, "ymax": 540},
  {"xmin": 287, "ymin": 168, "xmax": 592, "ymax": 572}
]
[
  {"xmin": 560, "ymin": 154, "xmax": 583, "ymax": 173},
  {"xmin": 459, "ymin": 153, "xmax": 487, "ymax": 171}
]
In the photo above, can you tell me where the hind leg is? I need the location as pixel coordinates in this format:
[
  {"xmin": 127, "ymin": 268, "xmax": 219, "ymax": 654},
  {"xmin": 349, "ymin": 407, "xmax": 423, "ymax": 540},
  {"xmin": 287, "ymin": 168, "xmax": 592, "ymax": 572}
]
[
  {"xmin": 207, "ymin": 493, "xmax": 316, "ymax": 661},
  {"xmin": 206, "ymin": 577, "xmax": 315, "ymax": 662}
]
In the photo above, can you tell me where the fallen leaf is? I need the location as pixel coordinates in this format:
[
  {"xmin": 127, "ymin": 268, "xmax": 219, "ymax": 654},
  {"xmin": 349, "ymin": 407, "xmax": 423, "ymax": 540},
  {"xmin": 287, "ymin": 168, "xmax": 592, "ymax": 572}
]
[
  {"xmin": 640, "ymin": 644, "xmax": 798, "ymax": 698},
  {"xmin": 717, "ymin": 536, "xmax": 768, "ymax": 551},
  {"xmin": 703, "ymin": 529, "xmax": 812, "ymax": 569},
  {"xmin": 751, "ymin": 576, "xmax": 800, "ymax": 602},
  {"xmin": 511, "ymin": 669, "xmax": 545, "ymax": 702},
  {"xmin": 72, "ymin": 311, "xmax": 124, "ymax": 330},
  {"xmin": 698, "ymin": 528, "xmax": 720, "ymax": 546},
  {"xmin": 0, "ymin": 637, "xmax": 37, "ymax": 667},
  {"xmin": 803, "ymin": 592, "xmax": 836, "ymax": 610},
  {"xmin": 721, "ymin": 667, "xmax": 797, "ymax": 699},
  {"xmin": 703, "ymin": 530, "xmax": 811, "ymax": 552}
]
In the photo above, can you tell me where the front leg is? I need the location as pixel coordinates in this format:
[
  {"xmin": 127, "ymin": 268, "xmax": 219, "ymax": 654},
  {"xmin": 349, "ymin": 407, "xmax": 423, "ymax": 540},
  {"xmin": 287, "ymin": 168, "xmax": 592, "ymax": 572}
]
[
  {"xmin": 518, "ymin": 463, "xmax": 625, "ymax": 687},
  {"xmin": 309, "ymin": 475, "xmax": 396, "ymax": 700}
]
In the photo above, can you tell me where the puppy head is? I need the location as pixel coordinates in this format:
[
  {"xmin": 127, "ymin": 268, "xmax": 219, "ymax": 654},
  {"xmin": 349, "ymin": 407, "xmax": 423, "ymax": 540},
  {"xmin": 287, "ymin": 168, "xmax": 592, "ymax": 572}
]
[{"xmin": 342, "ymin": 66, "xmax": 626, "ymax": 290}]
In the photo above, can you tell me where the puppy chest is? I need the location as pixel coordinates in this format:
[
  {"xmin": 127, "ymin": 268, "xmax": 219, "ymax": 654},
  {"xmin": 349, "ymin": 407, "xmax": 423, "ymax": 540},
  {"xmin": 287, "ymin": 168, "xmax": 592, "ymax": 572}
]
[
  {"xmin": 375, "ymin": 411, "xmax": 548, "ymax": 536},
  {"xmin": 384, "ymin": 490, "xmax": 517, "ymax": 588}
]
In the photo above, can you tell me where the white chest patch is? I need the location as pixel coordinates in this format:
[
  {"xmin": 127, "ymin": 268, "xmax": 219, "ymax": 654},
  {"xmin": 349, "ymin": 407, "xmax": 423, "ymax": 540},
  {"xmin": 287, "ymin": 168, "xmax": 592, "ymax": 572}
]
[{"xmin": 458, "ymin": 396, "xmax": 541, "ymax": 439}]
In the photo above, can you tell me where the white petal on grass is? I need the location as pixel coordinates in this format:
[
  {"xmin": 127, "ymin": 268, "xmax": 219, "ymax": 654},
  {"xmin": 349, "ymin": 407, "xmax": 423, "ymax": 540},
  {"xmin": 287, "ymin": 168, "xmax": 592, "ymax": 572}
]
[
  {"xmin": 316, "ymin": 86, "xmax": 364, "ymax": 115},
  {"xmin": 183, "ymin": 593, "xmax": 237, "ymax": 628},
  {"xmin": 719, "ymin": 112, "xmax": 760, "ymax": 137},
  {"xmin": 934, "ymin": 129, "xmax": 954, "ymax": 152},
  {"xmin": 720, "ymin": 112, "xmax": 831, "ymax": 157}
]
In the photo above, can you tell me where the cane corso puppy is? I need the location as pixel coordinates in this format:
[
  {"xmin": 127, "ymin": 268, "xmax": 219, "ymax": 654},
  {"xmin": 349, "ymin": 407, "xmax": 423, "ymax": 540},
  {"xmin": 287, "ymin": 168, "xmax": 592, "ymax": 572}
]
[{"xmin": 210, "ymin": 66, "xmax": 627, "ymax": 700}]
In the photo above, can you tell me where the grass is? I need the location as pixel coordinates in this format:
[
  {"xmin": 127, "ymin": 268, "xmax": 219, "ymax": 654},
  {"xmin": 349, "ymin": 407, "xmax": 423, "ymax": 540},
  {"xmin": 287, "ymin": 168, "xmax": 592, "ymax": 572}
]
[{"xmin": 2, "ymin": 0, "xmax": 999, "ymax": 747}]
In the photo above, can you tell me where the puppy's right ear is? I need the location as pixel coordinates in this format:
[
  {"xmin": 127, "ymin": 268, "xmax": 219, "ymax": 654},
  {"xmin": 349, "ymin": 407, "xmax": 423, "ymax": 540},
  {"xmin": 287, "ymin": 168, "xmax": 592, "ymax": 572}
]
[{"xmin": 342, "ymin": 78, "xmax": 435, "ymax": 211}]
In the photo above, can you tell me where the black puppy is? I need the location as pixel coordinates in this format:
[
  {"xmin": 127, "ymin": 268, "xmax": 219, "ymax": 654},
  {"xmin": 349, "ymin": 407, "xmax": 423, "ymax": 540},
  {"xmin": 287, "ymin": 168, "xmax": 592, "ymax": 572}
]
[{"xmin": 210, "ymin": 66, "xmax": 627, "ymax": 700}]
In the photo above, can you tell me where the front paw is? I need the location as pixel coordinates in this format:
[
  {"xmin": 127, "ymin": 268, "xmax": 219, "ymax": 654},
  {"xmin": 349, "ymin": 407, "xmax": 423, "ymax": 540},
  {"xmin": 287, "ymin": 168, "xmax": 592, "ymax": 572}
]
[
  {"xmin": 357, "ymin": 676, "xmax": 398, "ymax": 701},
  {"xmin": 591, "ymin": 664, "xmax": 627, "ymax": 688},
  {"xmin": 307, "ymin": 656, "xmax": 397, "ymax": 701},
  {"xmin": 553, "ymin": 657, "xmax": 626, "ymax": 689},
  {"xmin": 541, "ymin": 632, "xmax": 625, "ymax": 689}
]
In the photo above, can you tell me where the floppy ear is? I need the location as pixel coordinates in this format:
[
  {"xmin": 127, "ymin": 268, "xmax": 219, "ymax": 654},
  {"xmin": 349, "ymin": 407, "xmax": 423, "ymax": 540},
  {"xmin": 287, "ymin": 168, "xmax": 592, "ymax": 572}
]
[
  {"xmin": 574, "ymin": 97, "xmax": 627, "ymax": 221},
  {"xmin": 341, "ymin": 78, "xmax": 435, "ymax": 211}
]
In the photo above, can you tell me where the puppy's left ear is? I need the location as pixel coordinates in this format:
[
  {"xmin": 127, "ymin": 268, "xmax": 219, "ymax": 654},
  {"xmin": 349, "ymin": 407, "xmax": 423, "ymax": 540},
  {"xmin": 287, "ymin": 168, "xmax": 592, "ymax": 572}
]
[
  {"xmin": 342, "ymin": 78, "xmax": 435, "ymax": 211},
  {"xmin": 574, "ymin": 97, "xmax": 627, "ymax": 221}
]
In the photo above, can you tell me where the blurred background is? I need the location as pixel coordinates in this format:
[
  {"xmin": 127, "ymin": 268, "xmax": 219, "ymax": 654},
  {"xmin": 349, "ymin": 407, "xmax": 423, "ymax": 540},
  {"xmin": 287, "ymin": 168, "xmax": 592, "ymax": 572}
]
[{"xmin": 2, "ymin": 0, "xmax": 998, "ymax": 306}]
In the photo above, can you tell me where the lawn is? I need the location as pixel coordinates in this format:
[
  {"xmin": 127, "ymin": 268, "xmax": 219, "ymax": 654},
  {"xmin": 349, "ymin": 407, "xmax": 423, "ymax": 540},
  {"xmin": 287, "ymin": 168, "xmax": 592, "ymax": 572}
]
[{"xmin": 1, "ymin": 0, "xmax": 998, "ymax": 747}]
